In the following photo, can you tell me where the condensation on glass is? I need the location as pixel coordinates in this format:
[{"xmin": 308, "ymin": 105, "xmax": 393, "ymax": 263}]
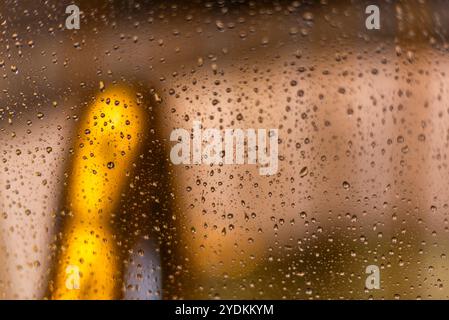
[{"xmin": 0, "ymin": 0, "xmax": 448, "ymax": 300}]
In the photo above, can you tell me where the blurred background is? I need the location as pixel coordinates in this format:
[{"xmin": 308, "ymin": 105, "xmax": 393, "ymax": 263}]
[{"xmin": 0, "ymin": 0, "xmax": 449, "ymax": 299}]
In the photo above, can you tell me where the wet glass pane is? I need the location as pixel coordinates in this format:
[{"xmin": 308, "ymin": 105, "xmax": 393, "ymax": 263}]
[{"xmin": 0, "ymin": 0, "xmax": 449, "ymax": 300}]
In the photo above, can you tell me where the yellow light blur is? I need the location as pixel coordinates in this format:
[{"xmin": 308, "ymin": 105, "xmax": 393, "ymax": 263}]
[{"xmin": 52, "ymin": 86, "xmax": 146, "ymax": 299}]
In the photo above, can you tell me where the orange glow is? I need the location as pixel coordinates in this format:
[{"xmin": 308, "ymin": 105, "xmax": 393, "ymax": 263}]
[{"xmin": 52, "ymin": 86, "xmax": 146, "ymax": 299}]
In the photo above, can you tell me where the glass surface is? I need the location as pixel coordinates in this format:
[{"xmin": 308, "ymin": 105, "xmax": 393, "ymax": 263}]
[{"xmin": 0, "ymin": 0, "xmax": 449, "ymax": 300}]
